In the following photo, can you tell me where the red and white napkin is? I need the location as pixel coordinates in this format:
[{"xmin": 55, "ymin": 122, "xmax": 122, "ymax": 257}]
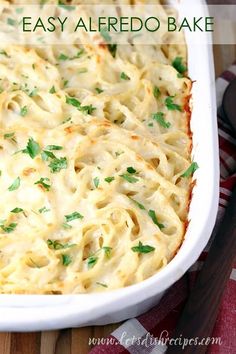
[{"xmin": 89, "ymin": 63, "xmax": 236, "ymax": 354}]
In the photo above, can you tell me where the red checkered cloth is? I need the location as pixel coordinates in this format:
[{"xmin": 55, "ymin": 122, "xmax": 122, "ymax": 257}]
[{"xmin": 89, "ymin": 64, "xmax": 236, "ymax": 354}]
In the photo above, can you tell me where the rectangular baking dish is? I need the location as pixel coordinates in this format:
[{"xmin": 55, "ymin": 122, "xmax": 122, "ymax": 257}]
[{"xmin": 0, "ymin": 0, "xmax": 219, "ymax": 331}]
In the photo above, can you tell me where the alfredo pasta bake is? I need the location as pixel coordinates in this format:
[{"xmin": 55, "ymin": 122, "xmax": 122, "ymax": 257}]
[{"xmin": 0, "ymin": 0, "xmax": 197, "ymax": 293}]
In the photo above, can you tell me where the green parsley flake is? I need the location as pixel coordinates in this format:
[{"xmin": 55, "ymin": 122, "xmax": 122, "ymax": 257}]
[
  {"xmin": 0, "ymin": 222, "xmax": 17, "ymax": 233},
  {"xmin": 65, "ymin": 211, "xmax": 83, "ymax": 222},
  {"xmin": 41, "ymin": 150, "xmax": 56, "ymax": 161},
  {"xmin": 7, "ymin": 18, "xmax": 16, "ymax": 26},
  {"xmin": 102, "ymin": 246, "xmax": 112, "ymax": 258},
  {"xmin": 20, "ymin": 106, "xmax": 28, "ymax": 117},
  {"xmin": 127, "ymin": 167, "xmax": 136, "ymax": 174},
  {"xmin": 45, "ymin": 145, "xmax": 63, "ymax": 151},
  {"xmin": 47, "ymin": 239, "xmax": 76, "ymax": 250},
  {"xmin": 152, "ymin": 112, "xmax": 171, "ymax": 128},
  {"xmin": 49, "ymin": 86, "xmax": 56, "ymax": 94},
  {"xmin": 129, "ymin": 198, "xmax": 145, "ymax": 210},
  {"xmin": 78, "ymin": 68, "xmax": 87, "ymax": 74},
  {"xmin": 120, "ymin": 72, "xmax": 130, "ymax": 81},
  {"xmin": 58, "ymin": 53, "xmax": 69, "ymax": 61},
  {"xmin": 58, "ymin": 1, "xmax": 76, "ymax": 11},
  {"xmin": 62, "ymin": 254, "xmax": 72, "ymax": 266},
  {"xmin": 181, "ymin": 162, "xmax": 199, "ymax": 178},
  {"xmin": 66, "ymin": 96, "xmax": 96, "ymax": 115},
  {"xmin": 49, "ymin": 157, "xmax": 68, "ymax": 173},
  {"xmin": 148, "ymin": 210, "xmax": 164, "ymax": 229},
  {"xmin": 16, "ymin": 7, "xmax": 24, "ymax": 14},
  {"xmin": 95, "ymin": 87, "xmax": 103, "ymax": 94},
  {"xmin": 165, "ymin": 96, "xmax": 182, "ymax": 112},
  {"xmin": 8, "ymin": 177, "xmax": 20, "ymax": 191},
  {"xmin": 11, "ymin": 207, "xmax": 23, "ymax": 213},
  {"xmin": 120, "ymin": 174, "xmax": 138, "ymax": 183},
  {"xmin": 96, "ymin": 282, "xmax": 108, "ymax": 288},
  {"xmin": 63, "ymin": 79, "xmax": 69, "ymax": 88},
  {"xmin": 153, "ymin": 86, "xmax": 161, "ymax": 99},
  {"xmin": 93, "ymin": 177, "xmax": 100, "ymax": 188},
  {"xmin": 4, "ymin": 132, "xmax": 16, "ymax": 141},
  {"xmin": 23, "ymin": 138, "xmax": 41, "ymax": 159},
  {"xmin": 131, "ymin": 241, "xmax": 155, "ymax": 254},
  {"xmin": 29, "ymin": 87, "xmax": 38, "ymax": 97},
  {"xmin": 172, "ymin": 57, "xmax": 187, "ymax": 74},
  {"xmin": 39, "ymin": 206, "xmax": 50, "ymax": 214},
  {"xmin": 34, "ymin": 177, "xmax": 51, "ymax": 192},
  {"xmin": 87, "ymin": 255, "xmax": 98, "ymax": 269},
  {"xmin": 62, "ymin": 223, "xmax": 72, "ymax": 230},
  {"xmin": 108, "ymin": 44, "xmax": 117, "ymax": 58},
  {"xmin": 104, "ymin": 177, "xmax": 115, "ymax": 183}
]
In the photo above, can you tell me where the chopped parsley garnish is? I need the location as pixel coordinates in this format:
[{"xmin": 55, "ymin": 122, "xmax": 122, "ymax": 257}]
[
  {"xmin": 29, "ymin": 258, "xmax": 40, "ymax": 268},
  {"xmin": 49, "ymin": 157, "xmax": 68, "ymax": 173},
  {"xmin": 152, "ymin": 112, "xmax": 171, "ymax": 128},
  {"xmin": 20, "ymin": 106, "xmax": 28, "ymax": 117},
  {"xmin": 148, "ymin": 210, "xmax": 164, "ymax": 229},
  {"xmin": 66, "ymin": 96, "xmax": 96, "ymax": 115},
  {"xmin": 0, "ymin": 50, "xmax": 9, "ymax": 57},
  {"xmin": 88, "ymin": 255, "xmax": 98, "ymax": 269},
  {"xmin": 95, "ymin": 87, "xmax": 103, "ymax": 94},
  {"xmin": 131, "ymin": 241, "xmax": 155, "ymax": 254},
  {"xmin": 73, "ymin": 49, "xmax": 84, "ymax": 59},
  {"xmin": 100, "ymin": 28, "xmax": 117, "ymax": 57},
  {"xmin": 100, "ymin": 27, "xmax": 112, "ymax": 42},
  {"xmin": 102, "ymin": 246, "xmax": 112, "ymax": 258},
  {"xmin": 61, "ymin": 254, "xmax": 72, "ymax": 266},
  {"xmin": 96, "ymin": 282, "xmax": 108, "ymax": 288},
  {"xmin": 63, "ymin": 79, "xmax": 69, "ymax": 88},
  {"xmin": 108, "ymin": 44, "xmax": 117, "ymax": 58},
  {"xmin": 0, "ymin": 222, "xmax": 17, "ymax": 233},
  {"xmin": 181, "ymin": 162, "xmax": 199, "ymax": 178},
  {"xmin": 11, "ymin": 207, "xmax": 23, "ymax": 213},
  {"xmin": 66, "ymin": 96, "xmax": 78, "ymax": 106},
  {"xmin": 58, "ymin": 53, "xmax": 69, "ymax": 61},
  {"xmin": 34, "ymin": 177, "xmax": 51, "ymax": 192},
  {"xmin": 8, "ymin": 177, "xmax": 20, "ymax": 191},
  {"xmin": 115, "ymin": 151, "xmax": 124, "ymax": 157},
  {"xmin": 16, "ymin": 7, "xmax": 24, "ymax": 14},
  {"xmin": 47, "ymin": 239, "xmax": 76, "ymax": 250},
  {"xmin": 104, "ymin": 177, "xmax": 115, "ymax": 183},
  {"xmin": 62, "ymin": 223, "xmax": 72, "ymax": 230},
  {"xmin": 93, "ymin": 177, "xmax": 100, "ymax": 188},
  {"xmin": 120, "ymin": 72, "xmax": 130, "ymax": 81},
  {"xmin": 79, "ymin": 104, "xmax": 96, "ymax": 115},
  {"xmin": 23, "ymin": 138, "xmax": 41, "ymax": 159},
  {"xmin": 41, "ymin": 150, "xmax": 56, "ymax": 161},
  {"xmin": 127, "ymin": 167, "xmax": 136, "ymax": 174},
  {"xmin": 65, "ymin": 211, "xmax": 83, "ymax": 222},
  {"xmin": 7, "ymin": 18, "xmax": 16, "ymax": 26},
  {"xmin": 129, "ymin": 198, "xmax": 145, "ymax": 210},
  {"xmin": 39, "ymin": 206, "xmax": 50, "ymax": 214},
  {"xmin": 87, "ymin": 246, "xmax": 112, "ymax": 269},
  {"xmin": 49, "ymin": 86, "xmax": 56, "ymax": 94},
  {"xmin": 172, "ymin": 57, "xmax": 187, "ymax": 75},
  {"xmin": 120, "ymin": 171, "xmax": 139, "ymax": 183},
  {"xmin": 29, "ymin": 87, "xmax": 38, "ymax": 97},
  {"xmin": 58, "ymin": 1, "xmax": 76, "ymax": 11},
  {"xmin": 45, "ymin": 145, "xmax": 63, "ymax": 151},
  {"xmin": 4, "ymin": 132, "xmax": 16, "ymax": 142},
  {"xmin": 153, "ymin": 86, "xmax": 161, "ymax": 99},
  {"xmin": 78, "ymin": 68, "xmax": 87, "ymax": 74},
  {"xmin": 165, "ymin": 96, "xmax": 182, "ymax": 112},
  {"xmin": 148, "ymin": 122, "xmax": 153, "ymax": 127}
]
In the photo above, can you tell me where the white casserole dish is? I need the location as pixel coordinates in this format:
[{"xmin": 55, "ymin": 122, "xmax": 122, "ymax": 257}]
[{"xmin": 0, "ymin": 0, "xmax": 219, "ymax": 331}]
